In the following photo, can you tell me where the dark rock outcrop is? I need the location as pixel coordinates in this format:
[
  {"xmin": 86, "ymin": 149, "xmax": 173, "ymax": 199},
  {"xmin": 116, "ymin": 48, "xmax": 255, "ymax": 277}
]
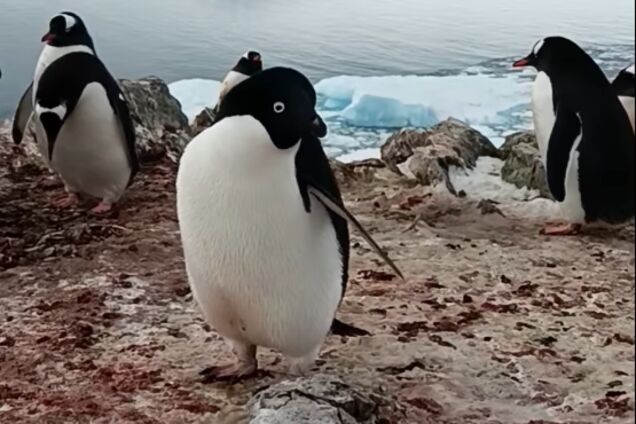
[
  {"xmin": 119, "ymin": 77, "xmax": 191, "ymax": 162},
  {"xmin": 380, "ymin": 118, "xmax": 499, "ymax": 194},
  {"xmin": 191, "ymin": 107, "xmax": 217, "ymax": 137},
  {"xmin": 500, "ymin": 131, "xmax": 551, "ymax": 198}
]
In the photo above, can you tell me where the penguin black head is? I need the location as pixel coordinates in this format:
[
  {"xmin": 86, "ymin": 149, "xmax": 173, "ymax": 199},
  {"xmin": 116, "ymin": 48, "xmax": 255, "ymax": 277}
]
[
  {"xmin": 42, "ymin": 12, "xmax": 95, "ymax": 50},
  {"xmin": 233, "ymin": 51, "xmax": 264, "ymax": 76},
  {"xmin": 513, "ymin": 36, "xmax": 596, "ymax": 76},
  {"xmin": 612, "ymin": 64, "xmax": 635, "ymax": 98},
  {"xmin": 216, "ymin": 67, "xmax": 327, "ymax": 150}
]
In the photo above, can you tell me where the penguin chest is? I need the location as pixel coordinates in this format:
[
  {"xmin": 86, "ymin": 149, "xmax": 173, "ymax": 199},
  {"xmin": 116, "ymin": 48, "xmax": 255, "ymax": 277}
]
[
  {"xmin": 178, "ymin": 155, "xmax": 343, "ymax": 356},
  {"xmin": 532, "ymin": 72, "xmax": 556, "ymax": 161},
  {"xmin": 219, "ymin": 71, "xmax": 248, "ymax": 100},
  {"xmin": 618, "ymin": 96, "xmax": 635, "ymax": 133},
  {"xmin": 47, "ymin": 83, "xmax": 131, "ymax": 200}
]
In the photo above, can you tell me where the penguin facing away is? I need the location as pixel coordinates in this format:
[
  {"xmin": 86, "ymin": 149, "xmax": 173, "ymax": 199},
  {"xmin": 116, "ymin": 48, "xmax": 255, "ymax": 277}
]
[
  {"xmin": 612, "ymin": 64, "xmax": 635, "ymax": 133},
  {"xmin": 513, "ymin": 37, "xmax": 635, "ymax": 235},
  {"xmin": 213, "ymin": 51, "xmax": 263, "ymax": 113},
  {"xmin": 176, "ymin": 66, "xmax": 402, "ymax": 380},
  {"xmin": 12, "ymin": 12, "xmax": 138, "ymax": 214}
]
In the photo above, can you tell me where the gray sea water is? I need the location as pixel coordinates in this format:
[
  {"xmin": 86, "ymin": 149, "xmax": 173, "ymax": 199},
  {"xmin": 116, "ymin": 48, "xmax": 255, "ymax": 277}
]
[{"xmin": 0, "ymin": 0, "xmax": 633, "ymax": 156}]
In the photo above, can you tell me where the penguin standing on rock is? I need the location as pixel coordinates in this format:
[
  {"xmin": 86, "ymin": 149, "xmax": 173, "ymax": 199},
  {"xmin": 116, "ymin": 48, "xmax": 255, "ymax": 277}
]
[
  {"xmin": 213, "ymin": 51, "xmax": 263, "ymax": 113},
  {"xmin": 177, "ymin": 67, "xmax": 403, "ymax": 380},
  {"xmin": 12, "ymin": 12, "xmax": 138, "ymax": 214},
  {"xmin": 612, "ymin": 64, "xmax": 635, "ymax": 133},
  {"xmin": 514, "ymin": 37, "xmax": 635, "ymax": 235}
]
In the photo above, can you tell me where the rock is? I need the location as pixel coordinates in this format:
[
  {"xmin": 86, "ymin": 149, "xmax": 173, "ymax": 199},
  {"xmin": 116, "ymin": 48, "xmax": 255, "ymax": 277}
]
[
  {"xmin": 380, "ymin": 118, "xmax": 499, "ymax": 194},
  {"xmin": 500, "ymin": 131, "xmax": 551, "ymax": 198},
  {"xmin": 119, "ymin": 77, "xmax": 191, "ymax": 162},
  {"xmin": 330, "ymin": 159, "xmax": 386, "ymax": 188},
  {"xmin": 191, "ymin": 107, "xmax": 217, "ymax": 136},
  {"xmin": 248, "ymin": 374, "xmax": 392, "ymax": 423}
]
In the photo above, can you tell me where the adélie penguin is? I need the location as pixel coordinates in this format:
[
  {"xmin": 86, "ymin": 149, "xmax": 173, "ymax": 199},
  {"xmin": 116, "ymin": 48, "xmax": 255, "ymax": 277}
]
[
  {"xmin": 612, "ymin": 64, "xmax": 635, "ymax": 133},
  {"xmin": 176, "ymin": 66, "xmax": 403, "ymax": 380},
  {"xmin": 212, "ymin": 51, "xmax": 263, "ymax": 114},
  {"xmin": 12, "ymin": 12, "xmax": 138, "ymax": 214},
  {"xmin": 513, "ymin": 37, "xmax": 635, "ymax": 235}
]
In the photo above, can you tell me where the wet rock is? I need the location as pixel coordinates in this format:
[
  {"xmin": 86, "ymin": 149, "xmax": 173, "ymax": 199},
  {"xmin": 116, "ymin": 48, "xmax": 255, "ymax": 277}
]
[
  {"xmin": 119, "ymin": 77, "xmax": 191, "ymax": 162},
  {"xmin": 248, "ymin": 374, "xmax": 386, "ymax": 423},
  {"xmin": 500, "ymin": 131, "xmax": 551, "ymax": 198},
  {"xmin": 380, "ymin": 118, "xmax": 499, "ymax": 194}
]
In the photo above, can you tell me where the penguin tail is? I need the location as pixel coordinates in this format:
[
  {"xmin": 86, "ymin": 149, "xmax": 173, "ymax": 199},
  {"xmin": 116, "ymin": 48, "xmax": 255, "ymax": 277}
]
[{"xmin": 331, "ymin": 318, "xmax": 371, "ymax": 337}]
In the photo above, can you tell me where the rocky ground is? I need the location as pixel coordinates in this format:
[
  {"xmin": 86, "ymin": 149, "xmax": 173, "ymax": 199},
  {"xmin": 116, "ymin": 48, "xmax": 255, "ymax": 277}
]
[{"xmin": 0, "ymin": 82, "xmax": 634, "ymax": 423}]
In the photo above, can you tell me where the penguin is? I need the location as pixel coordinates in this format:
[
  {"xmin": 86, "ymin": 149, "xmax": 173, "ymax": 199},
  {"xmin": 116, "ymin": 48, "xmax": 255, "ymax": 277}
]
[
  {"xmin": 513, "ymin": 37, "xmax": 635, "ymax": 235},
  {"xmin": 176, "ymin": 67, "xmax": 403, "ymax": 380},
  {"xmin": 12, "ymin": 12, "xmax": 138, "ymax": 214},
  {"xmin": 612, "ymin": 64, "xmax": 635, "ymax": 133},
  {"xmin": 212, "ymin": 51, "xmax": 263, "ymax": 114}
]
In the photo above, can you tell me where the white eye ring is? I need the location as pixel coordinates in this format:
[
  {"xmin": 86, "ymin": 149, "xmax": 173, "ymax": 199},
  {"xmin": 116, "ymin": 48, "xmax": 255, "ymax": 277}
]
[{"xmin": 273, "ymin": 102, "xmax": 285, "ymax": 114}]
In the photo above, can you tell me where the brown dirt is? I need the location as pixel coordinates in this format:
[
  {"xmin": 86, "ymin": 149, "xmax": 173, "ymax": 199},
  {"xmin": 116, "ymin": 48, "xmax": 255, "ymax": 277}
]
[{"xmin": 0, "ymin": 134, "xmax": 634, "ymax": 423}]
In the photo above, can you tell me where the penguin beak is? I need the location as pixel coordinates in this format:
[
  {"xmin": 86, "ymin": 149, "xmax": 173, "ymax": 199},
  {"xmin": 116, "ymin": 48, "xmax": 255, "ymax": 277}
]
[
  {"xmin": 41, "ymin": 32, "xmax": 56, "ymax": 43},
  {"xmin": 513, "ymin": 56, "xmax": 531, "ymax": 68},
  {"xmin": 311, "ymin": 115, "xmax": 328, "ymax": 138}
]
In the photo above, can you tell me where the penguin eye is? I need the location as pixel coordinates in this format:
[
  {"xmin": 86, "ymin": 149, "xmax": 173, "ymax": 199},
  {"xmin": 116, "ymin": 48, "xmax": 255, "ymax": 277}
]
[{"xmin": 273, "ymin": 102, "xmax": 285, "ymax": 114}]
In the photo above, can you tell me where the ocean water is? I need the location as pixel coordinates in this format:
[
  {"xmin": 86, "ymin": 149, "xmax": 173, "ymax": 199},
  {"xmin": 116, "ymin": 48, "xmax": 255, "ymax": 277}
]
[{"xmin": 0, "ymin": 0, "xmax": 634, "ymax": 159}]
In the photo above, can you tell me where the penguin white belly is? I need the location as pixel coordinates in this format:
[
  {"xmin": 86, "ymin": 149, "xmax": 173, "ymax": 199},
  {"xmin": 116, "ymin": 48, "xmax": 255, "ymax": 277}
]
[
  {"xmin": 532, "ymin": 72, "xmax": 555, "ymax": 162},
  {"xmin": 559, "ymin": 130, "xmax": 586, "ymax": 223},
  {"xmin": 618, "ymin": 95, "xmax": 635, "ymax": 134},
  {"xmin": 219, "ymin": 71, "xmax": 248, "ymax": 100},
  {"xmin": 177, "ymin": 119, "xmax": 343, "ymax": 358},
  {"xmin": 50, "ymin": 83, "xmax": 131, "ymax": 201}
]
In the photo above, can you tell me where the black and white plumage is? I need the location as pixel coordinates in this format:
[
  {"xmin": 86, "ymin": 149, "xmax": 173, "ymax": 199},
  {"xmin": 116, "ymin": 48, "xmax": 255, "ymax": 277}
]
[
  {"xmin": 177, "ymin": 67, "xmax": 402, "ymax": 380},
  {"xmin": 612, "ymin": 64, "xmax": 635, "ymax": 132},
  {"xmin": 12, "ymin": 12, "xmax": 138, "ymax": 213},
  {"xmin": 514, "ymin": 37, "xmax": 635, "ymax": 235},
  {"xmin": 214, "ymin": 51, "xmax": 263, "ymax": 112}
]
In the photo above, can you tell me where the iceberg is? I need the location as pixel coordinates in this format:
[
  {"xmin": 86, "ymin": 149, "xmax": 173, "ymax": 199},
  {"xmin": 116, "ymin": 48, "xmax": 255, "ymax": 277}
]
[
  {"xmin": 168, "ymin": 78, "xmax": 221, "ymax": 123},
  {"xmin": 315, "ymin": 73, "xmax": 533, "ymax": 130}
]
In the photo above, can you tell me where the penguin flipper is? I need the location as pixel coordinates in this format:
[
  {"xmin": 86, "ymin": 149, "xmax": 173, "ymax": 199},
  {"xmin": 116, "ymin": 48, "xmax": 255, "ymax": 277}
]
[
  {"xmin": 306, "ymin": 182, "xmax": 405, "ymax": 281},
  {"xmin": 546, "ymin": 105, "xmax": 581, "ymax": 202},
  {"xmin": 12, "ymin": 82, "xmax": 34, "ymax": 145},
  {"xmin": 110, "ymin": 89, "xmax": 139, "ymax": 182}
]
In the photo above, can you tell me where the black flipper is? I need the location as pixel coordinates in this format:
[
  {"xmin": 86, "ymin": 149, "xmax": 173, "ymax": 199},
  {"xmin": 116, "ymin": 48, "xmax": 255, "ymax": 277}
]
[
  {"xmin": 546, "ymin": 105, "xmax": 581, "ymax": 202},
  {"xmin": 306, "ymin": 180, "xmax": 405, "ymax": 281},
  {"xmin": 12, "ymin": 82, "xmax": 34, "ymax": 144},
  {"xmin": 108, "ymin": 88, "xmax": 139, "ymax": 184},
  {"xmin": 331, "ymin": 318, "xmax": 371, "ymax": 337}
]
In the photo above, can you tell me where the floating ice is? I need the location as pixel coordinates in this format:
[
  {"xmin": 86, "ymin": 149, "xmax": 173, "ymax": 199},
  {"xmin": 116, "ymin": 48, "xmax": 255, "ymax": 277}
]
[
  {"xmin": 315, "ymin": 73, "xmax": 533, "ymax": 131},
  {"xmin": 168, "ymin": 78, "xmax": 221, "ymax": 123}
]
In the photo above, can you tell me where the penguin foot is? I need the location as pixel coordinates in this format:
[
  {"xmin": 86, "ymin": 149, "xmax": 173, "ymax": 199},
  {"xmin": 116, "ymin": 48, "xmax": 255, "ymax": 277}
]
[
  {"xmin": 199, "ymin": 361, "xmax": 258, "ymax": 384},
  {"xmin": 288, "ymin": 347, "xmax": 321, "ymax": 376},
  {"xmin": 90, "ymin": 201, "xmax": 114, "ymax": 215},
  {"xmin": 540, "ymin": 222, "xmax": 582, "ymax": 236},
  {"xmin": 52, "ymin": 193, "xmax": 79, "ymax": 209}
]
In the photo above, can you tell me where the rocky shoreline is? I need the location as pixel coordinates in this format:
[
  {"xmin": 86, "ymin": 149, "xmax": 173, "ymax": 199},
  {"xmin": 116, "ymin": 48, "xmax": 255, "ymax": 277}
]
[{"xmin": 0, "ymin": 77, "xmax": 633, "ymax": 423}]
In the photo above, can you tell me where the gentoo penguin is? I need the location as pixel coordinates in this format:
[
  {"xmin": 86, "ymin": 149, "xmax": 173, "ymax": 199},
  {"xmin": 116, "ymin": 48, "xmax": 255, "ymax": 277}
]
[
  {"xmin": 513, "ymin": 37, "xmax": 635, "ymax": 235},
  {"xmin": 177, "ymin": 67, "xmax": 403, "ymax": 380},
  {"xmin": 213, "ymin": 51, "xmax": 263, "ymax": 113},
  {"xmin": 612, "ymin": 64, "xmax": 635, "ymax": 133},
  {"xmin": 12, "ymin": 12, "xmax": 138, "ymax": 214}
]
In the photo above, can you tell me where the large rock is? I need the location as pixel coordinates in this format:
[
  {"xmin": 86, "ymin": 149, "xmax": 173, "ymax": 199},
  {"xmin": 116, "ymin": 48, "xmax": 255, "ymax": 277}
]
[
  {"xmin": 500, "ymin": 131, "xmax": 551, "ymax": 198},
  {"xmin": 119, "ymin": 77, "xmax": 191, "ymax": 162},
  {"xmin": 380, "ymin": 118, "xmax": 499, "ymax": 194},
  {"xmin": 247, "ymin": 374, "xmax": 396, "ymax": 423}
]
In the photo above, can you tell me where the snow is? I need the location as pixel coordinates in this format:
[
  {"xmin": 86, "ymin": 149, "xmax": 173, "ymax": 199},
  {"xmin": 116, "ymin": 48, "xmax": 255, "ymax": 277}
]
[
  {"xmin": 168, "ymin": 79, "xmax": 221, "ymax": 123},
  {"xmin": 336, "ymin": 148, "xmax": 381, "ymax": 163}
]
